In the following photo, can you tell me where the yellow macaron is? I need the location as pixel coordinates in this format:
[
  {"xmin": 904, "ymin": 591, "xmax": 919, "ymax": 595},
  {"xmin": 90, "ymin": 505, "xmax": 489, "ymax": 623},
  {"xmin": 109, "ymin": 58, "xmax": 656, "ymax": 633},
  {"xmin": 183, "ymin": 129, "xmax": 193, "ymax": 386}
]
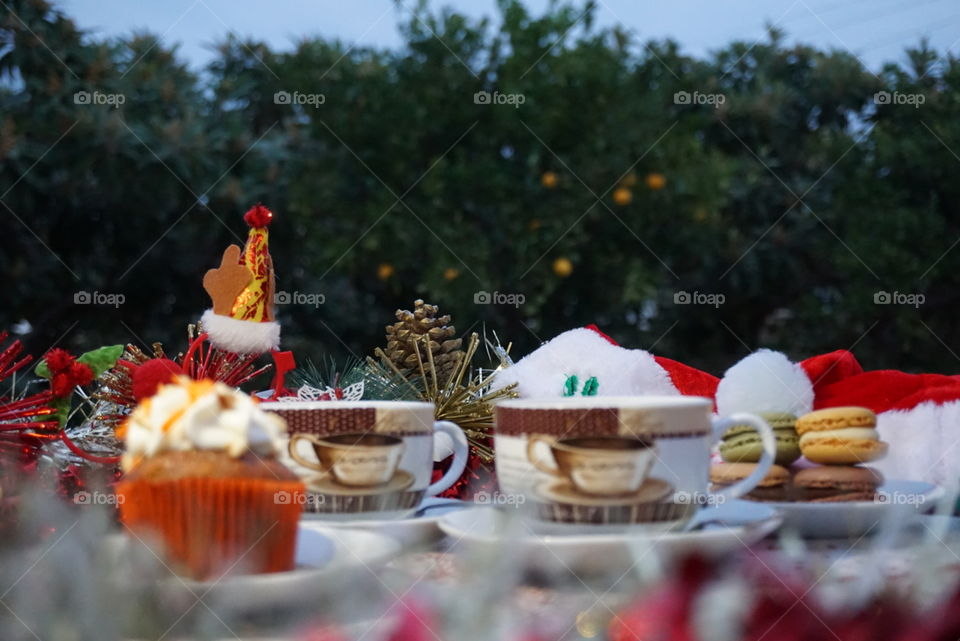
[{"xmin": 795, "ymin": 406, "xmax": 888, "ymax": 465}]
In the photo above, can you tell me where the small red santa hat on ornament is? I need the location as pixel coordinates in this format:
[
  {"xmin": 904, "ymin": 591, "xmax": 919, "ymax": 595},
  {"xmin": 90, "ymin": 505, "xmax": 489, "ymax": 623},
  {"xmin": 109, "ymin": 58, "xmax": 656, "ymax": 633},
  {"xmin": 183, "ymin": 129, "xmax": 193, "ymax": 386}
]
[{"xmin": 200, "ymin": 204, "xmax": 280, "ymax": 355}]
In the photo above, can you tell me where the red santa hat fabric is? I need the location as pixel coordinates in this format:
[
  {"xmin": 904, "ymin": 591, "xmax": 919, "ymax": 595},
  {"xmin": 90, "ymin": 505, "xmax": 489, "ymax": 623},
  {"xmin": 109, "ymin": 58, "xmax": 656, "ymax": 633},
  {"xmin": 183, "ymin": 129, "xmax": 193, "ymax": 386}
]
[{"xmin": 796, "ymin": 350, "xmax": 960, "ymax": 485}]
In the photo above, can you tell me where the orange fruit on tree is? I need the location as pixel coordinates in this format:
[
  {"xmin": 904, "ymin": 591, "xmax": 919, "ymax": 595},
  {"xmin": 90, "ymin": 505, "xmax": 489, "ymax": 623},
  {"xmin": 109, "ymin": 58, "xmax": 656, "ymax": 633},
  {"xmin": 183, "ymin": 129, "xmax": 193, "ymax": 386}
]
[
  {"xmin": 553, "ymin": 257, "xmax": 573, "ymax": 278},
  {"xmin": 645, "ymin": 172, "xmax": 666, "ymax": 190},
  {"xmin": 529, "ymin": 219, "xmax": 542, "ymax": 231},
  {"xmin": 377, "ymin": 263, "xmax": 395, "ymax": 281},
  {"xmin": 612, "ymin": 187, "xmax": 633, "ymax": 206},
  {"xmin": 541, "ymin": 171, "xmax": 559, "ymax": 189},
  {"xmin": 443, "ymin": 267, "xmax": 460, "ymax": 281}
]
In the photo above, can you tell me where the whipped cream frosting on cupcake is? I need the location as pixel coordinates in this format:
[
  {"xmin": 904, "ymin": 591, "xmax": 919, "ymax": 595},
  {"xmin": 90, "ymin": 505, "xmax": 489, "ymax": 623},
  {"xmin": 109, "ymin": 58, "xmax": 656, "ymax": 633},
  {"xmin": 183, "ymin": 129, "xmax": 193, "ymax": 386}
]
[{"xmin": 119, "ymin": 376, "xmax": 286, "ymax": 470}]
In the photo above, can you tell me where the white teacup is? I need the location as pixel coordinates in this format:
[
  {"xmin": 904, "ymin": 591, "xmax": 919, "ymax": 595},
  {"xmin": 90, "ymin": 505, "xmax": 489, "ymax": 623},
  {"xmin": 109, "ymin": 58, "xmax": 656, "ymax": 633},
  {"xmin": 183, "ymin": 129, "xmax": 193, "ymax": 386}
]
[
  {"xmin": 495, "ymin": 396, "xmax": 776, "ymax": 522},
  {"xmin": 289, "ymin": 432, "xmax": 406, "ymax": 488},
  {"xmin": 263, "ymin": 400, "xmax": 469, "ymax": 517}
]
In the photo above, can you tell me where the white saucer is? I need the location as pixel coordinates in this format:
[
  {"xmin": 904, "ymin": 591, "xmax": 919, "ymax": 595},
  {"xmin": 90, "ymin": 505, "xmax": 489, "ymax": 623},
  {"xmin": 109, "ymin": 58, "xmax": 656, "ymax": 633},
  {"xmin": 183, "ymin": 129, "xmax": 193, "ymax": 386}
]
[
  {"xmin": 302, "ymin": 498, "xmax": 469, "ymax": 544},
  {"xmin": 438, "ymin": 500, "xmax": 782, "ymax": 575},
  {"xmin": 766, "ymin": 479, "xmax": 945, "ymax": 539},
  {"xmin": 153, "ymin": 525, "xmax": 401, "ymax": 610},
  {"xmin": 536, "ymin": 478, "xmax": 673, "ymax": 507},
  {"xmin": 306, "ymin": 470, "xmax": 415, "ymax": 495}
]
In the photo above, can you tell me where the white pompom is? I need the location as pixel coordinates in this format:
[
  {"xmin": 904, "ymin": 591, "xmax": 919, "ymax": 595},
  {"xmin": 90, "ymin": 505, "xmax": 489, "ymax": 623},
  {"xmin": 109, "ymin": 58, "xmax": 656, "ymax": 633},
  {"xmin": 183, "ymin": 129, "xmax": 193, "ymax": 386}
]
[{"xmin": 715, "ymin": 349, "xmax": 813, "ymax": 416}]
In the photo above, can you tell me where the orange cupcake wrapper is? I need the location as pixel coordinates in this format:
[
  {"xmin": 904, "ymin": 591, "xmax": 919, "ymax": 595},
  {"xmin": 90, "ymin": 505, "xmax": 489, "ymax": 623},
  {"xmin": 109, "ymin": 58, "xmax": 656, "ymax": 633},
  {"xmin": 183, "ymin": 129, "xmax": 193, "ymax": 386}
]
[{"xmin": 117, "ymin": 477, "xmax": 304, "ymax": 580}]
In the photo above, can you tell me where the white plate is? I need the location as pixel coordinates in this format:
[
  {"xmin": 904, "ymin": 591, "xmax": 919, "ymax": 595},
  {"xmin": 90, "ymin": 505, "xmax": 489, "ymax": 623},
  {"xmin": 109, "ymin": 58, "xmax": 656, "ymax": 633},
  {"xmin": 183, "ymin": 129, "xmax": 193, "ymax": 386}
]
[
  {"xmin": 766, "ymin": 479, "xmax": 945, "ymax": 539},
  {"xmin": 301, "ymin": 498, "xmax": 469, "ymax": 545},
  {"xmin": 438, "ymin": 500, "xmax": 782, "ymax": 575},
  {"xmin": 160, "ymin": 525, "xmax": 401, "ymax": 610}
]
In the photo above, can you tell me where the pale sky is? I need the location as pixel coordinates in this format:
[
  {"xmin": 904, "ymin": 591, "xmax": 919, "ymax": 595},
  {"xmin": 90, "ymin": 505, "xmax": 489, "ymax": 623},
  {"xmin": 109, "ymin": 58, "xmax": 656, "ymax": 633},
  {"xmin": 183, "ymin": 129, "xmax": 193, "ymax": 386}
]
[{"xmin": 60, "ymin": 0, "xmax": 959, "ymax": 71}]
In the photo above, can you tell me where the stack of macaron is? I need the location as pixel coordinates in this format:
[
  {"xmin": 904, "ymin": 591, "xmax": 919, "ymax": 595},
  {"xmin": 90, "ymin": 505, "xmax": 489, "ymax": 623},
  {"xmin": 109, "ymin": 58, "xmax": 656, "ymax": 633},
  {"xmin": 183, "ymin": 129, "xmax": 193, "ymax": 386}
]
[
  {"xmin": 711, "ymin": 462, "xmax": 793, "ymax": 501},
  {"xmin": 713, "ymin": 412, "xmax": 802, "ymax": 502},
  {"xmin": 795, "ymin": 406, "xmax": 888, "ymax": 465},
  {"xmin": 711, "ymin": 406, "xmax": 888, "ymax": 503},
  {"xmin": 793, "ymin": 406, "xmax": 887, "ymax": 502},
  {"xmin": 718, "ymin": 412, "xmax": 801, "ymax": 466}
]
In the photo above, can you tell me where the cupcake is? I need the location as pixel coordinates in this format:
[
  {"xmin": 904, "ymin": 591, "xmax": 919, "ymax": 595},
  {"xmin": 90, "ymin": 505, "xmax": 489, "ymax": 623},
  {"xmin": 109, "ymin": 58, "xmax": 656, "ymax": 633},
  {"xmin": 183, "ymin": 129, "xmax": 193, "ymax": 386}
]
[{"xmin": 116, "ymin": 377, "xmax": 304, "ymax": 580}]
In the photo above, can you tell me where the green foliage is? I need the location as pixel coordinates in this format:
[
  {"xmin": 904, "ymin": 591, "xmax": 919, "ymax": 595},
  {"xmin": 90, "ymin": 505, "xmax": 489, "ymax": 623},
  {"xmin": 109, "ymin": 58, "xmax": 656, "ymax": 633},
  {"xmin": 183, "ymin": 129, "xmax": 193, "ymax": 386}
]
[
  {"xmin": 290, "ymin": 355, "xmax": 419, "ymax": 401},
  {"xmin": 33, "ymin": 343, "xmax": 122, "ymax": 426},
  {"xmin": 3, "ymin": 0, "xmax": 960, "ymax": 374},
  {"xmin": 77, "ymin": 344, "xmax": 124, "ymax": 378}
]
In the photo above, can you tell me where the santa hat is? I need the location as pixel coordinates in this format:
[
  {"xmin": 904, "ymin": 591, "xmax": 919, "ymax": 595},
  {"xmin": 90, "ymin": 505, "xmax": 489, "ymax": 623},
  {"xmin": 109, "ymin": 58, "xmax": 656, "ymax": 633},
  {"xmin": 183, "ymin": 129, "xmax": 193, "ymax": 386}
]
[
  {"xmin": 490, "ymin": 325, "xmax": 724, "ymax": 400},
  {"xmin": 714, "ymin": 349, "xmax": 960, "ymax": 486},
  {"xmin": 797, "ymin": 350, "xmax": 960, "ymax": 486},
  {"xmin": 496, "ymin": 326, "xmax": 957, "ymax": 485},
  {"xmin": 489, "ymin": 327, "xmax": 680, "ymax": 398},
  {"xmin": 200, "ymin": 204, "xmax": 280, "ymax": 354}
]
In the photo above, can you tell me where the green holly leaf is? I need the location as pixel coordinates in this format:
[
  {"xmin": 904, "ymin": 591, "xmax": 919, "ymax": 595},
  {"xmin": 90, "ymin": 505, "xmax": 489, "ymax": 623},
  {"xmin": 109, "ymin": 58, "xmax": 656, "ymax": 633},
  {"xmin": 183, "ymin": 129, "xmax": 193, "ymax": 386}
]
[
  {"xmin": 77, "ymin": 345, "xmax": 124, "ymax": 379},
  {"xmin": 50, "ymin": 396, "xmax": 72, "ymax": 429},
  {"xmin": 35, "ymin": 360, "xmax": 51, "ymax": 379},
  {"xmin": 562, "ymin": 374, "xmax": 578, "ymax": 397},
  {"xmin": 581, "ymin": 376, "xmax": 599, "ymax": 396}
]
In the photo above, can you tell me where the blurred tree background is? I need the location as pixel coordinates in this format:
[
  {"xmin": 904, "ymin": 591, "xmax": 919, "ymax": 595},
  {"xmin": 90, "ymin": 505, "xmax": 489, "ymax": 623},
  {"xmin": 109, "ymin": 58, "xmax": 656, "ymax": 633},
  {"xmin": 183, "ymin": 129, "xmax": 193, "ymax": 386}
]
[{"xmin": 2, "ymin": 0, "xmax": 959, "ymax": 375}]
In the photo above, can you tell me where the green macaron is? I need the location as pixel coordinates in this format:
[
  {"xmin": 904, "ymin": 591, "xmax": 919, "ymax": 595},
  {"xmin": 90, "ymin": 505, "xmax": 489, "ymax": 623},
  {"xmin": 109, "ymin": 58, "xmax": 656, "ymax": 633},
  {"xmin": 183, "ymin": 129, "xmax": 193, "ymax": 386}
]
[{"xmin": 719, "ymin": 412, "xmax": 801, "ymax": 465}]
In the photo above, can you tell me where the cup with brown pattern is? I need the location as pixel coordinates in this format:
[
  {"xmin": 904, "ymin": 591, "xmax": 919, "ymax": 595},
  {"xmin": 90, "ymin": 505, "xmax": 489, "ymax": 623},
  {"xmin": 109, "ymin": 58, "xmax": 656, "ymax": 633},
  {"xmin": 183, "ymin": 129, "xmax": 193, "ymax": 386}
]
[
  {"xmin": 262, "ymin": 400, "xmax": 469, "ymax": 518},
  {"xmin": 527, "ymin": 435, "xmax": 656, "ymax": 497},
  {"xmin": 289, "ymin": 432, "xmax": 406, "ymax": 488},
  {"xmin": 496, "ymin": 396, "xmax": 777, "ymax": 526}
]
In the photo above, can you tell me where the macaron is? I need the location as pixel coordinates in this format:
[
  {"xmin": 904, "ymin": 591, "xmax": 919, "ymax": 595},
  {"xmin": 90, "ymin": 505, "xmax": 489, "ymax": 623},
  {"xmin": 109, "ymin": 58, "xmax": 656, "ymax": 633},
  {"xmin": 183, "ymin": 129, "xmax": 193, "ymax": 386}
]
[
  {"xmin": 793, "ymin": 466, "xmax": 883, "ymax": 502},
  {"xmin": 719, "ymin": 412, "xmax": 801, "ymax": 465},
  {"xmin": 710, "ymin": 463, "xmax": 793, "ymax": 502},
  {"xmin": 796, "ymin": 406, "xmax": 888, "ymax": 465}
]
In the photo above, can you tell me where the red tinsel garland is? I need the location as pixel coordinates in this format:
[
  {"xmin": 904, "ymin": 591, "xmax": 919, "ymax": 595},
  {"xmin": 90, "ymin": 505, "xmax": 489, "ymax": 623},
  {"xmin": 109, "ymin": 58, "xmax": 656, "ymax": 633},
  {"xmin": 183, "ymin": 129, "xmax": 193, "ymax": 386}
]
[{"xmin": 0, "ymin": 332, "xmax": 60, "ymax": 459}]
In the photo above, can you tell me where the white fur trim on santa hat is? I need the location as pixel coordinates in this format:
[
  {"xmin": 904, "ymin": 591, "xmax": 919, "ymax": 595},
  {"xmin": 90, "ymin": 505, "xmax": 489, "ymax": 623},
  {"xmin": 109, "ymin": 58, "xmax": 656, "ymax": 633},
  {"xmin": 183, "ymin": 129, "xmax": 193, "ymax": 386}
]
[
  {"xmin": 874, "ymin": 401, "xmax": 960, "ymax": 487},
  {"xmin": 716, "ymin": 349, "xmax": 814, "ymax": 416},
  {"xmin": 489, "ymin": 327, "xmax": 678, "ymax": 398},
  {"xmin": 201, "ymin": 309, "xmax": 280, "ymax": 354}
]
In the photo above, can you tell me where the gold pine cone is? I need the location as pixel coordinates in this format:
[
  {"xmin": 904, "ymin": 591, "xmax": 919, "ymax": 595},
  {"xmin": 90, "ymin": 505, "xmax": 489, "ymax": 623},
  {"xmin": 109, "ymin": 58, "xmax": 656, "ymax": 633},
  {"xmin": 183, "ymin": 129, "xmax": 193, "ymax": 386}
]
[{"xmin": 384, "ymin": 299, "xmax": 463, "ymax": 387}]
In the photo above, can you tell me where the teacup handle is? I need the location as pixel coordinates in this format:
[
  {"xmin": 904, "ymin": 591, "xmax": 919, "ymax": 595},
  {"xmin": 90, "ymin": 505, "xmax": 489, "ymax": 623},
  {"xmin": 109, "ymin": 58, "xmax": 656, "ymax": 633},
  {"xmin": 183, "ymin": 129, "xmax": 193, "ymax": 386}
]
[
  {"xmin": 426, "ymin": 421, "xmax": 469, "ymax": 497},
  {"xmin": 709, "ymin": 413, "xmax": 776, "ymax": 499},
  {"xmin": 526, "ymin": 434, "xmax": 561, "ymax": 476},
  {"xmin": 288, "ymin": 433, "xmax": 331, "ymax": 476}
]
